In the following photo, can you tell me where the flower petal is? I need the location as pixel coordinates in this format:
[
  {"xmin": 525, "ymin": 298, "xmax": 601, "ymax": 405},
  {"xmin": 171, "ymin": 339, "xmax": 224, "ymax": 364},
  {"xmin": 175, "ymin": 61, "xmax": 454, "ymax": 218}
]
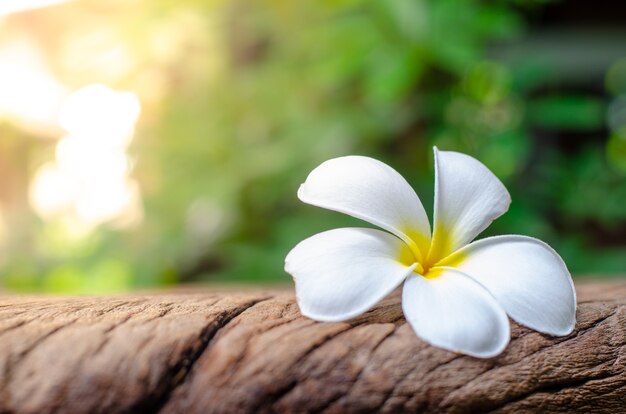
[
  {"xmin": 428, "ymin": 148, "xmax": 511, "ymax": 263},
  {"xmin": 298, "ymin": 156, "xmax": 431, "ymax": 260},
  {"xmin": 402, "ymin": 268, "xmax": 510, "ymax": 358},
  {"xmin": 438, "ymin": 235, "xmax": 576, "ymax": 336},
  {"xmin": 285, "ymin": 227, "xmax": 415, "ymax": 322}
]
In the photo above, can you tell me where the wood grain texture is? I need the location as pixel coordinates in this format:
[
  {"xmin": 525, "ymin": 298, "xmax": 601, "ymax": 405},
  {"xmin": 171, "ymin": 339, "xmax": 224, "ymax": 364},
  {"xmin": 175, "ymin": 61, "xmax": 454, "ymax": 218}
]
[{"xmin": 0, "ymin": 280, "xmax": 624, "ymax": 414}]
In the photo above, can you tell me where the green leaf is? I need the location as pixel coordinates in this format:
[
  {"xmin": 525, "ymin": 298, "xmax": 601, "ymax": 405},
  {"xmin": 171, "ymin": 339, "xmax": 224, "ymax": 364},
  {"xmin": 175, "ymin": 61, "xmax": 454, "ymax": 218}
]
[{"xmin": 528, "ymin": 96, "xmax": 606, "ymax": 131}]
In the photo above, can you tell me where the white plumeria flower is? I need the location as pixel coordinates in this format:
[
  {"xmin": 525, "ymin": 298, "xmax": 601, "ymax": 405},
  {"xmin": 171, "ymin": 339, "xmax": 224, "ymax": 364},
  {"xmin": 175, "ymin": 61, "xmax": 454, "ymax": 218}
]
[{"xmin": 285, "ymin": 147, "xmax": 576, "ymax": 358}]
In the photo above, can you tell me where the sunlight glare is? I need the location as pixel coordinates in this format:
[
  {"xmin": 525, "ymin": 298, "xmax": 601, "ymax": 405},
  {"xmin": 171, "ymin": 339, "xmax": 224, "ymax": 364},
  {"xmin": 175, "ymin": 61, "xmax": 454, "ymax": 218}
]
[
  {"xmin": 0, "ymin": 0, "xmax": 73, "ymax": 16},
  {"xmin": 29, "ymin": 163, "xmax": 80, "ymax": 219},
  {"xmin": 75, "ymin": 177, "xmax": 140, "ymax": 226},
  {"xmin": 29, "ymin": 84, "xmax": 143, "ymax": 233},
  {"xmin": 55, "ymin": 136, "xmax": 129, "ymax": 180},
  {"xmin": 59, "ymin": 84, "xmax": 141, "ymax": 148},
  {"xmin": 0, "ymin": 40, "xmax": 66, "ymax": 134}
]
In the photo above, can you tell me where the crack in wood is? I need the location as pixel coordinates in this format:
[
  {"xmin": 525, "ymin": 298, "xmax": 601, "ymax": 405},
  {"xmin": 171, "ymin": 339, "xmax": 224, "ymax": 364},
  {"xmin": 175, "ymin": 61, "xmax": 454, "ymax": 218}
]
[
  {"xmin": 312, "ymin": 324, "xmax": 398, "ymax": 414},
  {"xmin": 136, "ymin": 296, "xmax": 273, "ymax": 414},
  {"xmin": 485, "ymin": 370, "xmax": 625, "ymax": 413}
]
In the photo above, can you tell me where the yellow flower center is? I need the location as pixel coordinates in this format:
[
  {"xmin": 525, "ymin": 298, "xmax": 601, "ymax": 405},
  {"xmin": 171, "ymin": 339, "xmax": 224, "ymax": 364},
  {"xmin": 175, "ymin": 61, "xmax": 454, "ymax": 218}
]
[
  {"xmin": 397, "ymin": 225, "xmax": 460, "ymax": 279},
  {"xmin": 397, "ymin": 241, "xmax": 439, "ymax": 279}
]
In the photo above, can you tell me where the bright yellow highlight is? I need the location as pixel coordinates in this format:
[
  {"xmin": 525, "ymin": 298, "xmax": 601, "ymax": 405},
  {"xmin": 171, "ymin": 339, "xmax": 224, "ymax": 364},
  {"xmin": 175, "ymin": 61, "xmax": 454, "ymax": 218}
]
[
  {"xmin": 397, "ymin": 224, "xmax": 461, "ymax": 279},
  {"xmin": 396, "ymin": 244, "xmax": 413, "ymax": 267},
  {"xmin": 425, "ymin": 222, "xmax": 455, "ymax": 268},
  {"xmin": 435, "ymin": 249, "xmax": 468, "ymax": 269},
  {"xmin": 402, "ymin": 227, "xmax": 430, "ymax": 262},
  {"xmin": 422, "ymin": 267, "xmax": 445, "ymax": 280}
]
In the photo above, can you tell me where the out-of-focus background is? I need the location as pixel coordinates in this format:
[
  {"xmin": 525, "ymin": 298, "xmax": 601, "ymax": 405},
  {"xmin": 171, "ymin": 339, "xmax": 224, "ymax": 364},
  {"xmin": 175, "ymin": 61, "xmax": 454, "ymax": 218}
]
[{"xmin": 0, "ymin": 0, "xmax": 625, "ymax": 293}]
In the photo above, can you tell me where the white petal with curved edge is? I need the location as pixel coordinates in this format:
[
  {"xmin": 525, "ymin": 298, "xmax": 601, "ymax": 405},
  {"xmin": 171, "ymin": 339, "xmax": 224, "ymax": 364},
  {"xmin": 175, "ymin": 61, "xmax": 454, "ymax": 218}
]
[
  {"xmin": 285, "ymin": 227, "xmax": 416, "ymax": 322},
  {"xmin": 402, "ymin": 269, "xmax": 510, "ymax": 358},
  {"xmin": 439, "ymin": 235, "xmax": 576, "ymax": 336},
  {"xmin": 428, "ymin": 148, "xmax": 511, "ymax": 263},
  {"xmin": 298, "ymin": 156, "xmax": 431, "ymax": 260}
]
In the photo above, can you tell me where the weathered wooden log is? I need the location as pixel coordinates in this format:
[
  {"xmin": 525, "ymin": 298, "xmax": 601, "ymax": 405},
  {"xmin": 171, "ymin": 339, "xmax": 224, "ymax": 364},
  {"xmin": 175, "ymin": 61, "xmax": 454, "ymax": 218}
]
[{"xmin": 0, "ymin": 280, "xmax": 624, "ymax": 413}]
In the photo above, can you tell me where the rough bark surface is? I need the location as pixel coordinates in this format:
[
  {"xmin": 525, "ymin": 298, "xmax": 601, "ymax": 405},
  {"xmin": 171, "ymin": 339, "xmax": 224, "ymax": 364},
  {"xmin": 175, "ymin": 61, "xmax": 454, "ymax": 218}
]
[{"xmin": 0, "ymin": 280, "xmax": 624, "ymax": 414}]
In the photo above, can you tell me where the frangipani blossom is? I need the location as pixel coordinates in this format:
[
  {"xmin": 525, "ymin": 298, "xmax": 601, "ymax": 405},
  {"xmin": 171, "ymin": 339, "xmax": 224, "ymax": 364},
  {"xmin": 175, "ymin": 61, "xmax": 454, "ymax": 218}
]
[{"xmin": 285, "ymin": 148, "xmax": 576, "ymax": 358}]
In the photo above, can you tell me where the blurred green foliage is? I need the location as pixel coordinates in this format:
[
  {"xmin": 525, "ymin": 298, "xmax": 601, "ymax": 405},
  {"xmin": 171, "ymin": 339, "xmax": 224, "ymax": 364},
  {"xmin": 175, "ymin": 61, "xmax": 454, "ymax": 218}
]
[{"xmin": 1, "ymin": 0, "xmax": 625, "ymax": 292}]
